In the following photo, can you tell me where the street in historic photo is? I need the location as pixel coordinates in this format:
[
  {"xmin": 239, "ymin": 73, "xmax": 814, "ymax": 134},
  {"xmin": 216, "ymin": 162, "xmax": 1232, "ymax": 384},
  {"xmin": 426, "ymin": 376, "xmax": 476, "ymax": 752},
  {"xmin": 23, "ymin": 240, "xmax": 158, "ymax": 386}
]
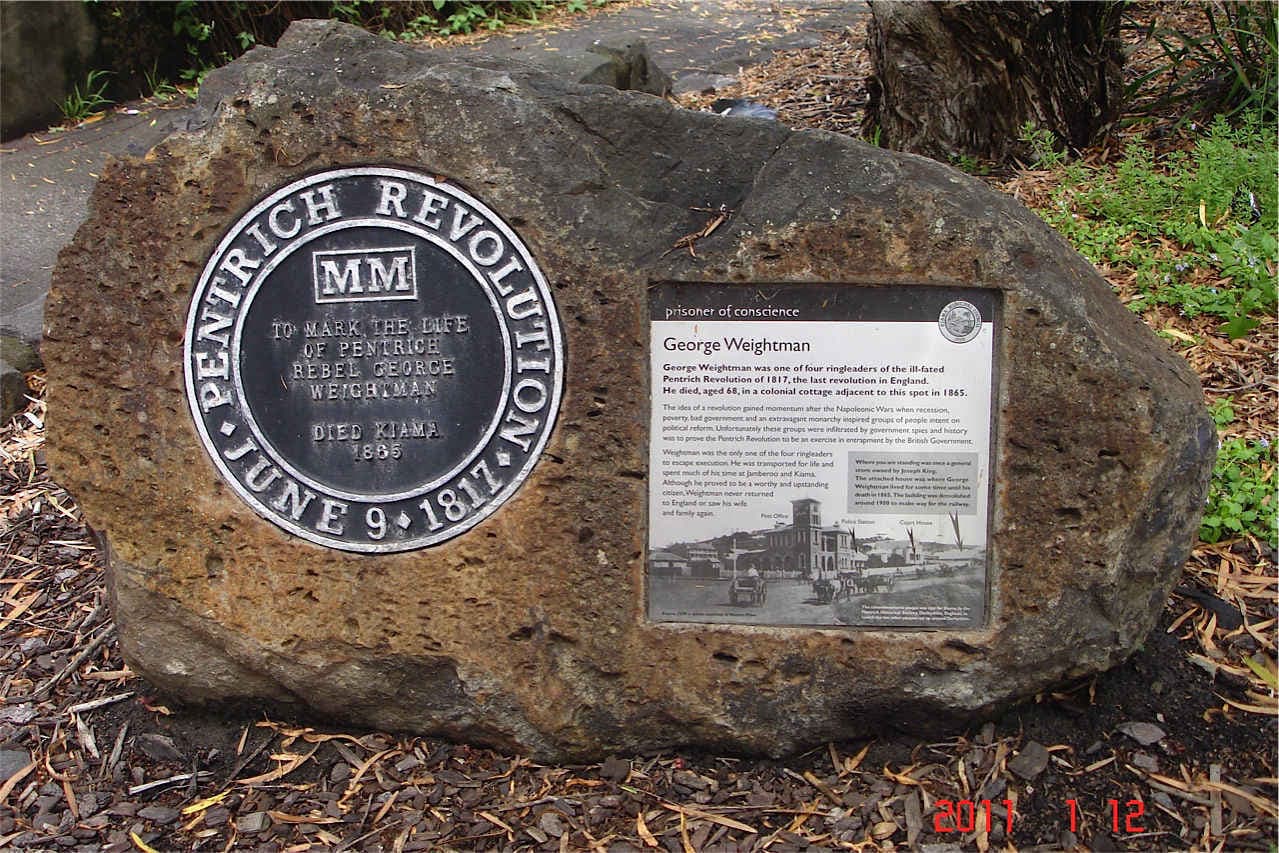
[{"xmin": 649, "ymin": 498, "xmax": 986, "ymax": 628}]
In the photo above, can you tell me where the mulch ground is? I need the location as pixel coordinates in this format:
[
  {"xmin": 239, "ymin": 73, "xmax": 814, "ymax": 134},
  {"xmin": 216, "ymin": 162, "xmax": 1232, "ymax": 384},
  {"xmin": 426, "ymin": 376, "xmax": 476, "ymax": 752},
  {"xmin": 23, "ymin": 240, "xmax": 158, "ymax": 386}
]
[{"xmin": 2, "ymin": 3, "xmax": 1276, "ymax": 851}]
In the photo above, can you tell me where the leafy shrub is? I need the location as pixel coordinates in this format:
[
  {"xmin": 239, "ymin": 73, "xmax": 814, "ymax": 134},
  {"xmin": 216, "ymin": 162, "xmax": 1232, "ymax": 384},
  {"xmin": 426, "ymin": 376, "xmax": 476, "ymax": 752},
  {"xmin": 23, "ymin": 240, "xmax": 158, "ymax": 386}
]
[
  {"xmin": 1040, "ymin": 112, "xmax": 1277, "ymax": 338},
  {"xmin": 1201, "ymin": 436, "xmax": 1276, "ymax": 545}
]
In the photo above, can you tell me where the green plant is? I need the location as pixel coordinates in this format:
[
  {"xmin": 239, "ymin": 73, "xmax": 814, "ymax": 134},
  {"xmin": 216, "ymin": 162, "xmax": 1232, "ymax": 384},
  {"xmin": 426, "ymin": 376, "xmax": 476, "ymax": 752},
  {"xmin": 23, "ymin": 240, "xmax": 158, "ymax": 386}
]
[
  {"xmin": 1200, "ymin": 436, "xmax": 1276, "ymax": 545},
  {"xmin": 950, "ymin": 153, "xmax": 991, "ymax": 176},
  {"xmin": 1208, "ymin": 397, "xmax": 1236, "ymax": 429},
  {"xmin": 1125, "ymin": 1, "xmax": 1277, "ymax": 125},
  {"xmin": 180, "ymin": 55, "xmax": 226, "ymax": 88},
  {"xmin": 58, "ymin": 69, "xmax": 113, "ymax": 122},
  {"xmin": 142, "ymin": 65, "xmax": 180, "ymax": 101},
  {"xmin": 1037, "ymin": 112, "xmax": 1277, "ymax": 339},
  {"xmin": 172, "ymin": 0, "xmax": 215, "ymax": 43},
  {"xmin": 1017, "ymin": 121, "xmax": 1066, "ymax": 168}
]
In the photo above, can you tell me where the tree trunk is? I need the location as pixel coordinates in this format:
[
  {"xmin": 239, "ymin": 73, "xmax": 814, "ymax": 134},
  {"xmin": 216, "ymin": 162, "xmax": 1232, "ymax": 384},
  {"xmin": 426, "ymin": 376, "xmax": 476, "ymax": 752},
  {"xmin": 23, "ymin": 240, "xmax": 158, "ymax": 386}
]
[{"xmin": 863, "ymin": 1, "xmax": 1125, "ymax": 162}]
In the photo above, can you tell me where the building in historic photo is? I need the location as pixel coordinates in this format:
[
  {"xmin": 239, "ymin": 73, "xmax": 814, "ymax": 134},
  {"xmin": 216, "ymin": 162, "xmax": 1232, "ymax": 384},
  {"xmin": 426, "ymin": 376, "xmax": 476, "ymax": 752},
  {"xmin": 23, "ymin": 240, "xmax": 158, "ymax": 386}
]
[
  {"xmin": 649, "ymin": 498, "xmax": 988, "ymax": 582},
  {"xmin": 651, "ymin": 498, "xmax": 889, "ymax": 581},
  {"xmin": 648, "ymin": 550, "xmax": 688, "ymax": 577},
  {"xmin": 732, "ymin": 498, "xmax": 864, "ymax": 578}
]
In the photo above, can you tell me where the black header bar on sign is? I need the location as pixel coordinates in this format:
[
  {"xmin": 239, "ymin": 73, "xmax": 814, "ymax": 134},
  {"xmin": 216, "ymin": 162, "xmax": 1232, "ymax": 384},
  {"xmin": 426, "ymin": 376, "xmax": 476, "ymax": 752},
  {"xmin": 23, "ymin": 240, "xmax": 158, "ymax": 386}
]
[{"xmin": 650, "ymin": 282, "xmax": 1000, "ymax": 324}]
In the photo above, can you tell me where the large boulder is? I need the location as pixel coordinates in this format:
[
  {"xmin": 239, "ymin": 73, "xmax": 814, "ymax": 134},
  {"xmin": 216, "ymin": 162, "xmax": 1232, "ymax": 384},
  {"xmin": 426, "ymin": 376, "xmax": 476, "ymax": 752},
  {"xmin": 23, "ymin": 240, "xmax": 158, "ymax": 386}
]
[{"xmin": 43, "ymin": 21, "xmax": 1212, "ymax": 760}]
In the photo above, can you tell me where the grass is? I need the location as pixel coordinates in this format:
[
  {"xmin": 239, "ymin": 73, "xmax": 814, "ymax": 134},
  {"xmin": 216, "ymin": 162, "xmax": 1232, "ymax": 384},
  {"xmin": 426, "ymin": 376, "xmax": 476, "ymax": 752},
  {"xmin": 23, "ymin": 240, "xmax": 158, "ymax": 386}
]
[
  {"xmin": 57, "ymin": 69, "xmax": 113, "ymax": 123},
  {"xmin": 1126, "ymin": 0, "xmax": 1277, "ymax": 126}
]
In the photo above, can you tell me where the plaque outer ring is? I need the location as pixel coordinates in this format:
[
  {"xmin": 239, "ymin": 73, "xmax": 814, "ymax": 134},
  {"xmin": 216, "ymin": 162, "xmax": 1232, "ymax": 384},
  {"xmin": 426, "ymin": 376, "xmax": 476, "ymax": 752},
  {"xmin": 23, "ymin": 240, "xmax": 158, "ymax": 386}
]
[{"xmin": 183, "ymin": 166, "xmax": 564, "ymax": 553}]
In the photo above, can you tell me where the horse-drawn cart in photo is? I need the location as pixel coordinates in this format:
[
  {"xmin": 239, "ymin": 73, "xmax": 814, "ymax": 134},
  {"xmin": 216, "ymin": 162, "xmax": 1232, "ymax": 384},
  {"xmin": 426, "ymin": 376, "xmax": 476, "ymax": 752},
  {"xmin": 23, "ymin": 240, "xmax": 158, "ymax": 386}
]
[
  {"xmin": 835, "ymin": 568, "xmax": 895, "ymax": 600},
  {"xmin": 729, "ymin": 574, "xmax": 767, "ymax": 606}
]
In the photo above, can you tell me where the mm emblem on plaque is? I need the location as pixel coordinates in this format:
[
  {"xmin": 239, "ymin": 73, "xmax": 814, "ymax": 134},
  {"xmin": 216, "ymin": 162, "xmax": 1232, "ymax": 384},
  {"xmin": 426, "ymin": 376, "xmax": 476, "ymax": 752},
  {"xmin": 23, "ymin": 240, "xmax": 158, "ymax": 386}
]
[{"xmin": 183, "ymin": 167, "xmax": 563, "ymax": 552}]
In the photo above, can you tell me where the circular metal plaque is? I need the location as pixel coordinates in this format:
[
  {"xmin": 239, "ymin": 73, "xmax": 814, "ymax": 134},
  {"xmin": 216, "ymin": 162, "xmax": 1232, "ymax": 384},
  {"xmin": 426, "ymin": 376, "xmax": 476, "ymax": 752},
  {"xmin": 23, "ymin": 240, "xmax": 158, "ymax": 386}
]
[
  {"xmin": 938, "ymin": 300, "xmax": 982, "ymax": 344},
  {"xmin": 184, "ymin": 167, "xmax": 563, "ymax": 552}
]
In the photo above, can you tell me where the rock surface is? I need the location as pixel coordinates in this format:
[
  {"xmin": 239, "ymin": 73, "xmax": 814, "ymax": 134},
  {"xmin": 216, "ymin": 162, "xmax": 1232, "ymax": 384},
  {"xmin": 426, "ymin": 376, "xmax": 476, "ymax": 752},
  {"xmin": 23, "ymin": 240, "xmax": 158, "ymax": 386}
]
[
  {"xmin": 529, "ymin": 38, "xmax": 672, "ymax": 95},
  {"xmin": 1, "ymin": 335, "xmax": 39, "ymax": 421},
  {"xmin": 43, "ymin": 21, "xmax": 1212, "ymax": 760}
]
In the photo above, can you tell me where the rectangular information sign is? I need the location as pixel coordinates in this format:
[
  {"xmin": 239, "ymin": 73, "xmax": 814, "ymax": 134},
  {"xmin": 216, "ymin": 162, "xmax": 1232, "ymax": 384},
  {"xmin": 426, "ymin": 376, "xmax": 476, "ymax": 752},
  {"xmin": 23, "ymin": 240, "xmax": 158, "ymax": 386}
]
[{"xmin": 647, "ymin": 283, "xmax": 998, "ymax": 629}]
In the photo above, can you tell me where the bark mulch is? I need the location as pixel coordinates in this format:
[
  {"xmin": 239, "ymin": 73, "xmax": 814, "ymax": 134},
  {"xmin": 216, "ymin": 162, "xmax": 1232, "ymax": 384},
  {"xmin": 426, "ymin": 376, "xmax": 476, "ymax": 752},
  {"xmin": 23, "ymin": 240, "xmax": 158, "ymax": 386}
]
[{"xmin": 1, "ymin": 402, "xmax": 1275, "ymax": 850}]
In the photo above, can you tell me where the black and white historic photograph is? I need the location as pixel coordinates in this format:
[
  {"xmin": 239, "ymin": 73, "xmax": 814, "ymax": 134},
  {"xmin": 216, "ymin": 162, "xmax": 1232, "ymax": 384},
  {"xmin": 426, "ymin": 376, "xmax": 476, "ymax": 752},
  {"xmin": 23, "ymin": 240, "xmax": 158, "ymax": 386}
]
[{"xmin": 648, "ymin": 498, "xmax": 986, "ymax": 629}]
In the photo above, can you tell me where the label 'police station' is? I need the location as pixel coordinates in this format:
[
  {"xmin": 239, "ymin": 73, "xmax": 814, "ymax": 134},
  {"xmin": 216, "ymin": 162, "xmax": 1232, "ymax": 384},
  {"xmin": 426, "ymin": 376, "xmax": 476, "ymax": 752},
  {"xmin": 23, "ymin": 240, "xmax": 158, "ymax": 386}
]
[{"xmin": 184, "ymin": 167, "xmax": 563, "ymax": 552}]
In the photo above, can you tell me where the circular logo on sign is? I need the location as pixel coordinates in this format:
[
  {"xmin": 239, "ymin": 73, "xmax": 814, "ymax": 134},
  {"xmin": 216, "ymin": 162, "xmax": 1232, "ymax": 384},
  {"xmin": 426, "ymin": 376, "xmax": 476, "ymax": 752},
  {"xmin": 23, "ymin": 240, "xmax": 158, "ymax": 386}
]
[
  {"xmin": 938, "ymin": 300, "xmax": 982, "ymax": 343},
  {"xmin": 184, "ymin": 166, "xmax": 563, "ymax": 552}
]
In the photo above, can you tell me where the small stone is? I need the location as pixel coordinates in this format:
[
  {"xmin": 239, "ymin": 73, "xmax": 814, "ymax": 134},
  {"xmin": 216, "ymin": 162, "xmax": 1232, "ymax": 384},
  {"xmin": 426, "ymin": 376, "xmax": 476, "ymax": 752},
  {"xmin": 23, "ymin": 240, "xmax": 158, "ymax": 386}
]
[
  {"xmin": 1223, "ymin": 791, "xmax": 1256, "ymax": 816},
  {"xmin": 1, "ymin": 356, "xmax": 31, "ymax": 422},
  {"xmin": 673, "ymin": 770, "xmax": 709, "ymax": 791},
  {"xmin": 0, "ymin": 749, "xmax": 32, "ymax": 778},
  {"xmin": 1116, "ymin": 721, "xmax": 1165, "ymax": 746},
  {"xmin": 538, "ymin": 811, "xmax": 565, "ymax": 838},
  {"xmin": 1130, "ymin": 751, "xmax": 1159, "ymax": 773},
  {"xmin": 235, "ymin": 811, "xmax": 271, "ymax": 833},
  {"xmin": 135, "ymin": 733, "xmax": 184, "ymax": 763},
  {"xmin": 0, "ymin": 704, "xmax": 35, "ymax": 726},
  {"xmin": 137, "ymin": 805, "xmax": 180, "ymax": 825},
  {"xmin": 1006, "ymin": 741, "xmax": 1051, "ymax": 780},
  {"xmin": 599, "ymin": 755, "xmax": 630, "ymax": 782},
  {"xmin": 1089, "ymin": 830, "xmax": 1120, "ymax": 851},
  {"xmin": 978, "ymin": 778, "xmax": 1006, "ymax": 800},
  {"xmin": 394, "ymin": 755, "xmax": 421, "ymax": 773}
]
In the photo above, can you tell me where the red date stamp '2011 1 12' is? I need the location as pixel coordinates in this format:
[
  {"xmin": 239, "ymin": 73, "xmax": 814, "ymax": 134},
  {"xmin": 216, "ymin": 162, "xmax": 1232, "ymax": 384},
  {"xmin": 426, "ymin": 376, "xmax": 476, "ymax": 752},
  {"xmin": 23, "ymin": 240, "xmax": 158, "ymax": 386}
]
[{"xmin": 933, "ymin": 799, "xmax": 1148, "ymax": 836}]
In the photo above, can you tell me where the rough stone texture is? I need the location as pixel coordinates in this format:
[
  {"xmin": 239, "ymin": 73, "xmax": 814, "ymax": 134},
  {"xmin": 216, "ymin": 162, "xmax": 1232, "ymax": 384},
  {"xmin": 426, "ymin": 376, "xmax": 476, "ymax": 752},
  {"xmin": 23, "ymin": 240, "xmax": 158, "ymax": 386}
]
[
  {"xmin": 43, "ymin": 21, "xmax": 1212, "ymax": 760},
  {"xmin": 527, "ymin": 38, "xmax": 672, "ymax": 96},
  {"xmin": 0, "ymin": 1, "xmax": 98, "ymax": 140},
  {"xmin": 1, "ymin": 334, "xmax": 40, "ymax": 421}
]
